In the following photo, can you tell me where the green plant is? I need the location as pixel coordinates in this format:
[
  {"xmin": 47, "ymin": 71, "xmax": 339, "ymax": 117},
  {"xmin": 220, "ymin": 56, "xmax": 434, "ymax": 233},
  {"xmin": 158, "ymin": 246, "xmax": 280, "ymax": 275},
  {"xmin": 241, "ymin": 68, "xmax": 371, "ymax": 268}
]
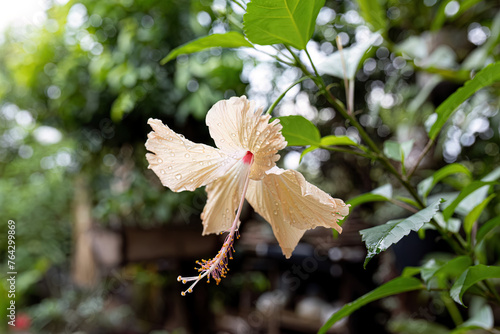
[{"xmin": 160, "ymin": 0, "xmax": 500, "ymax": 332}]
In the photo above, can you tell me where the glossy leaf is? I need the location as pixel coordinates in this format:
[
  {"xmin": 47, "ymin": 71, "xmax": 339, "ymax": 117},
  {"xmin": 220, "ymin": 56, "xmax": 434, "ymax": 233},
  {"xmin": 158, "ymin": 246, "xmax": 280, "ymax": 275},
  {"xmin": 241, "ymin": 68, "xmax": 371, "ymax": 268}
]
[
  {"xmin": 428, "ymin": 61, "xmax": 500, "ymax": 140},
  {"xmin": 476, "ymin": 216, "xmax": 500, "ymax": 244},
  {"xmin": 420, "ymin": 256, "xmax": 472, "ymax": 286},
  {"xmin": 451, "ymin": 298, "xmax": 494, "ymax": 333},
  {"xmin": 320, "ymin": 135, "xmax": 358, "ymax": 147},
  {"xmin": 417, "ymin": 163, "xmax": 471, "ymax": 199},
  {"xmin": 442, "ymin": 181, "xmax": 497, "ymax": 221},
  {"xmin": 277, "ymin": 115, "xmax": 320, "ymax": 146},
  {"xmin": 319, "ymin": 277, "xmax": 423, "ymax": 333},
  {"xmin": 347, "ymin": 184, "xmax": 392, "ymax": 209},
  {"xmin": 360, "ymin": 199, "xmax": 442, "ymax": 268},
  {"xmin": 383, "ymin": 140, "xmax": 414, "ymax": 162},
  {"xmin": 316, "ymin": 32, "xmax": 380, "ymax": 79},
  {"xmin": 355, "ymin": 0, "xmax": 387, "ymax": 33},
  {"xmin": 243, "ymin": 0, "xmax": 325, "ymax": 50},
  {"xmin": 450, "ymin": 265, "xmax": 500, "ymax": 306},
  {"xmin": 389, "ymin": 318, "xmax": 449, "ymax": 334},
  {"xmin": 160, "ymin": 32, "xmax": 253, "ymax": 64},
  {"xmin": 464, "ymin": 194, "xmax": 496, "ymax": 236}
]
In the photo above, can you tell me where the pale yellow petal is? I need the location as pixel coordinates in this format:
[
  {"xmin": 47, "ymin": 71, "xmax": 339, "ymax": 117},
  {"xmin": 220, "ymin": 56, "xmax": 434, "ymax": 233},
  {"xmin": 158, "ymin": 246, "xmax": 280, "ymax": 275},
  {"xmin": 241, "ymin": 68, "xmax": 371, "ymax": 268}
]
[
  {"xmin": 246, "ymin": 167, "xmax": 350, "ymax": 258},
  {"xmin": 201, "ymin": 159, "xmax": 250, "ymax": 235},
  {"xmin": 246, "ymin": 177, "xmax": 305, "ymax": 259},
  {"xmin": 145, "ymin": 118, "xmax": 237, "ymax": 192},
  {"xmin": 205, "ymin": 96, "xmax": 287, "ymax": 180}
]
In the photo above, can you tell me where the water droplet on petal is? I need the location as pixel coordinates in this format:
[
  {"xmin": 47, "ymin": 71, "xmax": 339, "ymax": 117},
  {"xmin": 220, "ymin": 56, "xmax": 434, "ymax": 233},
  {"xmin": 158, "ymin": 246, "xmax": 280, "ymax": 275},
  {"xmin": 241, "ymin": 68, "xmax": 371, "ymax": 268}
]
[
  {"xmin": 167, "ymin": 166, "xmax": 172, "ymax": 170},
  {"xmin": 175, "ymin": 174, "xmax": 182, "ymax": 180},
  {"xmin": 185, "ymin": 153, "xmax": 190, "ymax": 158},
  {"xmin": 160, "ymin": 170, "xmax": 166, "ymax": 174},
  {"xmin": 179, "ymin": 134, "xmax": 185, "ymax": 139},
  {"xmin": 168, "ymin": 137, "xmax": 173, "ymax": 141},
  {"xmin": 220, "ymin": 139, "xmax": 225, "ymax": 143},
  {"xmin": 273, "ymin": 210, "xmax": 278, "ymax": 215},
  {"xmin": 231, "ymin": 133, "xmax": 236, "ymax": 137},
  {"xmin": 226, "ymin": 209, "xmax": 230, "ymax": 213},
  {"xmin": 217, "ymin": 122, "xmax": 222, "ymax": 126},
  {"xmin": 158, "ymin": 158, "xmax": 163, "ymax": 163},
  {"xmin": 256, "ymin": 131, "xmax": 261, "ymax": 136},
  {"xmin": 275, "ymin": 202, "xmax": 279, "ymax": 206}
]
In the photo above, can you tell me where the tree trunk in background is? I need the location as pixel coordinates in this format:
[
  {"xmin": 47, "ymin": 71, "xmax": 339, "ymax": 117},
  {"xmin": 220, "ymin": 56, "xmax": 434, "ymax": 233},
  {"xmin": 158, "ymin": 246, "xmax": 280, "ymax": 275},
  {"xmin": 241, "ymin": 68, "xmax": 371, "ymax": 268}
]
[{"xmin": 72, "ymin": 175, "xmax": 97, "ymax": 287}]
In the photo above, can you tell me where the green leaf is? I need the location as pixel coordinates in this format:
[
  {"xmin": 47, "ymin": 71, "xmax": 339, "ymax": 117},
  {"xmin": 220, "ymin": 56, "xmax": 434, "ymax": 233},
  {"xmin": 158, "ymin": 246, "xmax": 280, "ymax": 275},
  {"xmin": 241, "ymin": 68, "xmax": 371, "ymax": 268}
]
[
  {"xmin": 320, "ymin": 135, "xmax": 358, "ymax": 147},
  {"xmin": 476, "ymin": 216, "xmax": 500, "ymax": 244},
  {"xmin": 417, "ymin": 163, "xmax": 471, "ymax": 199},
  {"xmin": 389, "ymin": 318, "xmax": 450, "ymax": 334},
  {"xmin": 299, "ymin": 145, "xmax": 317, "ymax": 162},
  {"xmin": 316, "ymin": 32, "xmax": 380, "ymax": 79},
  {"xmin": 360, "ymin": 199, "xmax": 442, "ymax": 268},
  {"xmin": 319, "ymin": 277, "xmax": 423, "ymax": 333},
  {"xmin": 428, "ymin": 61, "xmax": 500, "ymax": 140},
  {"xmin": 464, "ymin": 194, "xmax": 496, "ymax": 236},
  {"xmin": 442, "ymin": 181, "xmax": 497, "ymax": 221},
  {"xmin": 383, "ymin": 140, "xmax": 414, "ymax": 162},
  {"xmin": 450, "ymin": 265, "xmax": 500, "ymax": 306},
  {"xmin": 160, "ymin": 32, "xmax": 253, "ymax": 64},
  {"xmin": 347, "ymin": 184, "xmax": 392, "ymax": 209},
  {"xmin": 355, "ymin": 0, "xmax": 387, "ymax": 33},
  {"xmin": 243, "ymin": 0, "xmax": 325, "ymax": 50},
  {"xmin": 420, "ymin": 256, "xmax": 472, "ymax": 286},
  {"xmin": 451, "ymin": 298, "xmax": 494, "ymax": 333},
  {"xmin": 277, "ymin": 115, "xmax": 320, "ymax": 146}
]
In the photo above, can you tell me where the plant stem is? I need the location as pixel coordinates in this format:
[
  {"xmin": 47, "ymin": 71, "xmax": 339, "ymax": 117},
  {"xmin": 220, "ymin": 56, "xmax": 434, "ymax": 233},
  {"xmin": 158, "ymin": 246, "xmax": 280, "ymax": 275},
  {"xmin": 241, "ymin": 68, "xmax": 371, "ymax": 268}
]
[
  {"xmin": 442, "ymin": 293, "xmax": 463, "ymax": 326},
  {"xmin": 266, "ymin": 77, "xmax": 308, "ymax": 115},
  {"xmin": 285, "ymin": 45, "xmax": 468, "ymax": 255},
  {"xmin": 407, "ymin": 138, "xmax": 435, "ymax": 178}
]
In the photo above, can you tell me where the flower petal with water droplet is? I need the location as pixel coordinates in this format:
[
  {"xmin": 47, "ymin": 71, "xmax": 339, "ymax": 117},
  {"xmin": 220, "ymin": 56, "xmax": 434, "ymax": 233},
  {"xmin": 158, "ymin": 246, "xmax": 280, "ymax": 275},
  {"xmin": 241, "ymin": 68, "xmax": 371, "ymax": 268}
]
[
  {"xmin": 246, "ymin": 167, "xmax": 349, "ymax": 258},
  {"xmin": 146, "ymin": 119, "xmax": 237, "ymax": 192},
  {"xmin": 201, "ymin": 159, "xmax": 251, "ymax": 235},
  {"xmin": 206, "ymin": 96, "xmax": 287, "ymax": 180}
]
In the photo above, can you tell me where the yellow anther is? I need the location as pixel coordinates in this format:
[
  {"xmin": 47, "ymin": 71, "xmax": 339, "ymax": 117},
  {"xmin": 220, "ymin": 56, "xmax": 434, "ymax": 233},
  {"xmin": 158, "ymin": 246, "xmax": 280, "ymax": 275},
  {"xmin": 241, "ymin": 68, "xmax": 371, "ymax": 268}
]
[
  {"xmin": 181, "ymin": 291, "xmax": 186, "ymax": 296},
  {"xmin": 188, "ymin": 288, "xmax": 193, "ymax": 293},
  {"xmin": 182, "ymin": 280, "xmax": 186, "ymax": 284},
  {"xmin": 177, "ymin": 276, "xmax": 182, "ymax": 282}
]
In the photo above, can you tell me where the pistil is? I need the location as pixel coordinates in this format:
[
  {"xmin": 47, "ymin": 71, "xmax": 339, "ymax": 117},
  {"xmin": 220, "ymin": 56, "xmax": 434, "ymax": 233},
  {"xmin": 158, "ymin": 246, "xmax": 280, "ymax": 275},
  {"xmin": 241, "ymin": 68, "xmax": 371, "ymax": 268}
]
[{"xmin": 178, "ymin": 151, "xmax": 254, "ymax": 295}]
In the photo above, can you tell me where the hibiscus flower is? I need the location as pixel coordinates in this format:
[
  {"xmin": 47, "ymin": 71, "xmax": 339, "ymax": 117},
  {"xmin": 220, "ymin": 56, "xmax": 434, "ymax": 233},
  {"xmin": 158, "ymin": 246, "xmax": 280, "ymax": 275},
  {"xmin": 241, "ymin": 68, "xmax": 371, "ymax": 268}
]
[{"xmin": 145, "ymin": 96, "xmax": 349, "ymax": 295}]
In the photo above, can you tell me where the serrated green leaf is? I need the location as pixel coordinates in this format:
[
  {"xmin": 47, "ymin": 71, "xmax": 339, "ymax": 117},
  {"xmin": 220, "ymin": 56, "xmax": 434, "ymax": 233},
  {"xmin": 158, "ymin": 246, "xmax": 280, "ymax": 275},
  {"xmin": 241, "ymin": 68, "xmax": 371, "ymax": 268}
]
[
  {"xmin": 476, "ymin": 216, "xmax": 500, "ymax": 244},
  {"xmin": 316, "ymin": 32, "xmax": 380, "ymax": 79},
  {"xmin": 360, "ymin": 199, "xmax": 442, "ymax": 268},
  {"xmin": 383, "ymin": 140, "xmax": 414, "ymax": 162},
  {"xmin": 320, "ymin": 135, "xmax": 358, "ymax": 146},
  {"xmin": 418, "ymin": 163, "xmax": 471, "ymax": 199},
  {"xmin": 347, "ymin": 184, "xmax": 392, "ymax": 209},
  {"xmin": 442, "ymin": 181, "xmax": 497, "ymax": 221},
  {"xmin": 277, "ymin": 115, "xmax": 320, "ymax": 146},
  {"xmin": 355, "ymin": 0, "xmax": 387, "ymax": 33},
  {"xmin": 450, "ymin": 265, "xmax": 500, "ymax": 306},
  {"xmin": 319, "ymin": 277, "xmax": 423, "ymax": 333},
  {"xmin": 428, "ymin": 62, "xmax": 500, "ymax": 140},
  {"xmin": 464, "ymin": 193, "xmax": 496, "ymax": 236},
  {"xmin": 160, "ymin": 32, "xmax": 253, "ymax": 64},
  {"xmin": 243, "ymin": 0, "xmax": 325, "ymax": 50}
]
